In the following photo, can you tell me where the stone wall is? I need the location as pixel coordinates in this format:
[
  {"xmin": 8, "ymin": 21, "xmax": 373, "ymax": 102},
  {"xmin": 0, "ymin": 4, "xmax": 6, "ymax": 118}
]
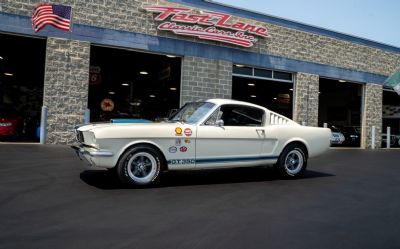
[
  {"xmin": 2, "ymin": 0, "xmax": 400, "ymax": 76},
  {"xmin": 293, "ymin": 73, "xmax": 319, "ymax": 127},
  {"xmin": 44, "ymin": 38, "xmax": 90, "ymax": 144},
  {"xmin": 361, "ymin": 83, "xmax": 383, "ymax": 149},
  {"xmin": 259, "ymin": 26, "xmax": 400, "ymax": 76},
  {"xmin": 181, "ymin": 56, "xmax": 232, "ymax": 105}
]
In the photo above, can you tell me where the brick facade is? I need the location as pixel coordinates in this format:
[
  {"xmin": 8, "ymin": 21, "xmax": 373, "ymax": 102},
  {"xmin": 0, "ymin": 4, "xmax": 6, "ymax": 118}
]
[
  {"xmin": 361, "ymin": 83, "xmax": 383, "ymax": 149},
  {"xmin": 293, "ymin": 73, "xmax": 319, "ymax": 127},
  {"xmin": 2, "ymin": 0, "xmax": 399, "ymax": 77},
  {"xmin": 181, "ymin": 57, "xmax": 232, "ymax": 105},
  {"xmin": 44, "ymin": 38, "xmax": 90, "ymax": 144}
]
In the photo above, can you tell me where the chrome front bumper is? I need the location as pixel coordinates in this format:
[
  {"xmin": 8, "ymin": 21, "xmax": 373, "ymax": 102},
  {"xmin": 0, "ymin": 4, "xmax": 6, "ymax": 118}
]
[{"xmin": 71, "ymin": 144, "xmax": 114, "ymax": 166}]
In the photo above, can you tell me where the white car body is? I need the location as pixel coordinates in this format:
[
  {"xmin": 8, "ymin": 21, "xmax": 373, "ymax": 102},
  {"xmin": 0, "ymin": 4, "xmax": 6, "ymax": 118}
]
[{"xmin": 73, "ymin": 99, "xmax": 331, "ymax": 185}]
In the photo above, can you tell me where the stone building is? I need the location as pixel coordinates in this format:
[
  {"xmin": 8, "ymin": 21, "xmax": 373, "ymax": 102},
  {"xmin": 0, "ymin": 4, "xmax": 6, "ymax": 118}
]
[{"xmin": 0, "ymin": 0, "xmax": 399, "ymax": 148}]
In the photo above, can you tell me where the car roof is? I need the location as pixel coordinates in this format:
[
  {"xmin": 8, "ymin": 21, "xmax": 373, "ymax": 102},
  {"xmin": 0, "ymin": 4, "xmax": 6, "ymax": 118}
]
[{"xmin": 205, "ymin": 99, "xmax": 269, "ymax": 111}]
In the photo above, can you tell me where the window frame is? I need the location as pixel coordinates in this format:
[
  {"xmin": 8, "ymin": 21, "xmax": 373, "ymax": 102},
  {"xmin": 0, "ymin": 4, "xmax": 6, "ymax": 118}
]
[
  {"xmin": 203, "ymin": 104, "xmax": 266, "ymax": 127},
  {"xmin": 232, "ymin": 65, "xmax": 293, "ymax": 83}
]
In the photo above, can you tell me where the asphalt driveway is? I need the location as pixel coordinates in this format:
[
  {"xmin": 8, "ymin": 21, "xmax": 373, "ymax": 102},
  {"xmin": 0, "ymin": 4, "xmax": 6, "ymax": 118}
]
[{"xmin": 0, "ymin": 144, "xmax": 399, "ymax": 249}]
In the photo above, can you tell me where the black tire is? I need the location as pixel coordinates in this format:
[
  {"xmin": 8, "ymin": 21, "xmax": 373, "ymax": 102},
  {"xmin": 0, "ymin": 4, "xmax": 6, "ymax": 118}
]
[
  {"xmin": 117, "ymin": 145, "xmax": 163, "ymax": 186},
  {"xmin": 275, "ymin": 143, "xmax": 308, "ymax": 178}
]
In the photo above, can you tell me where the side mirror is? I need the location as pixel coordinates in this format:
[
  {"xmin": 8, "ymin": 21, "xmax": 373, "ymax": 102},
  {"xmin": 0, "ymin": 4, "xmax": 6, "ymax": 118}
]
[{"xmin": 216, "ymin": 119, "xmax": 224, "ymax": 127}]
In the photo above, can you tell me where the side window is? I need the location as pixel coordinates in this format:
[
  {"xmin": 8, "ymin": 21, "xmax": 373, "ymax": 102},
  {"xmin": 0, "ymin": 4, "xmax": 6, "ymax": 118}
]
[{"xmin": 220, "ymin": 105, "xmax": 264, "ymax": 126}]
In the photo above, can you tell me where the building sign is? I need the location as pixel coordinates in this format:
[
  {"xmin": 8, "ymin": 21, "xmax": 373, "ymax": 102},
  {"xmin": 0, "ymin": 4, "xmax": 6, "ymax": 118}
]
[
  {"xmin": 101, "ymin": 98, "xmax": 114, "ymax": 112},
  {"xmin": 89, "ymin": 66, "xmax": 102, "ymax": 85},
  {"xmin": 143, "ymin": 6, "xmax": 268, "ymax": 48}
]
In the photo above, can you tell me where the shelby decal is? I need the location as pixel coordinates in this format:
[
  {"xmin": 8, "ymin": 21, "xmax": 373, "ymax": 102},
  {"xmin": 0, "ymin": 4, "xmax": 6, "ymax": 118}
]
[
  {"xmin": 180, "ymin": 146, "xmax": 188, "ymax": 152},
  {"xmin": 169, "ymin": 159, "xmax": 195, "ymax": 165},
  {"xmin": 143, "ymin": 6, "xmax": 268, "ymax": 48}
]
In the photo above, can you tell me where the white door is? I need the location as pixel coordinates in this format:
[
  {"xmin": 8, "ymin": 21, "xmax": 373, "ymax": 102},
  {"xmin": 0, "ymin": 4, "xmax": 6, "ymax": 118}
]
[
  {"xmin": 195, "ymin": 104, "xmax": 267, "ymax": 168},
  {"xmin": 165, "ymin": 125, "xmax": 197, "ymax": 170}
]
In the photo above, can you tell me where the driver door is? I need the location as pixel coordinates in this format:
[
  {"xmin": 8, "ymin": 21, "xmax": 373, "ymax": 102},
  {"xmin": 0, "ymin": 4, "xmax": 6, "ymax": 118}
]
[{"xmin": 195, "ymin": 104, "xmax": 266, "ymax": 168}]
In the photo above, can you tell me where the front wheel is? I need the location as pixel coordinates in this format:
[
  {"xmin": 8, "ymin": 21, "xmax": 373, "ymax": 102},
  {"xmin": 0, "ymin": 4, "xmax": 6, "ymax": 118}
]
[
  {"xmin": 275, "ymin": 144, "xmax": 308, "ymax": 178},
  {"xmin": 117, "ymin": 145, "xmax": 163, "ymax": 186}
]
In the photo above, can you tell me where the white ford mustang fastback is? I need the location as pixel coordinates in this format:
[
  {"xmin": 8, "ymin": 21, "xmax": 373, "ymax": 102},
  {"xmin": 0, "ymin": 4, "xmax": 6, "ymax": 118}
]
[{"xmin": 73, "ymin": 99, "xmax": 331, "ymax": 186}]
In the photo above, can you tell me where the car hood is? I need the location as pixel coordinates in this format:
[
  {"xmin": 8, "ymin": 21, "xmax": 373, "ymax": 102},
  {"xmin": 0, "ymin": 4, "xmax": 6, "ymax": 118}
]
[
  {"xmin": 77, "ymin": 122, "xmax": 191, "ymax": 139},
  {"xmin": 78, "ymin": 122, "xmax": 178, "ymax": 131}
]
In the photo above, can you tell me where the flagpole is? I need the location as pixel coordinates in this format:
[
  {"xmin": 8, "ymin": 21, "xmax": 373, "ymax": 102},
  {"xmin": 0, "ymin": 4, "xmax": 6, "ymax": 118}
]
[{"xmin": 69, "ymin": 5, "xmax": 73, "ymax": 33}]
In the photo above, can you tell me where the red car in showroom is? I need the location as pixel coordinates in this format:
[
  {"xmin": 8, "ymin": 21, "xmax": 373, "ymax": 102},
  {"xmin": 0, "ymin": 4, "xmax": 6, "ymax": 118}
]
[{"xmin": 0, "ymin": 107, "xmax": 24, "ymax": 139}]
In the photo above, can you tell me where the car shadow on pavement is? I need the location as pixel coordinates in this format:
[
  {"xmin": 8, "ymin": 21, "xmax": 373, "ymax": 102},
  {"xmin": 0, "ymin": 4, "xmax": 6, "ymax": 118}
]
[{"xmin": 79, "ymin": 167, "xmax": 335, "ymax": 190}]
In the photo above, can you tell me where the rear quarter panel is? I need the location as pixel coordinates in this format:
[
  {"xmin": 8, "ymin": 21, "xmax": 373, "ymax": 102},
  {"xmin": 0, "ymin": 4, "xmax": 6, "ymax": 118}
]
[{"xmin": 265, "ymin": 125, "xmax": 331, "ymax": 158}]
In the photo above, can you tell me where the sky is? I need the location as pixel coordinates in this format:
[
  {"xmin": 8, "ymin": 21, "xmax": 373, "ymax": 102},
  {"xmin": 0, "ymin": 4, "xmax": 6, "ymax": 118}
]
[{"xmin": 215, "ymin": 0, "xmax": 400, "ymax": 48}]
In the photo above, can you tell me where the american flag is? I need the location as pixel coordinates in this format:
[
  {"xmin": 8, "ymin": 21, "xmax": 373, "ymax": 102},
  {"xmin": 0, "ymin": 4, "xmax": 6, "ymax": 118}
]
[{"xmin": 32, "ymin": 3, "xmax": 72, "ymax": 32}]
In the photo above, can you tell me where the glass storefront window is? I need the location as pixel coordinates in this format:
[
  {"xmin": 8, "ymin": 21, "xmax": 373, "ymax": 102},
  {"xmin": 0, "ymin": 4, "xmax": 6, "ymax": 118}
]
[
  {"xmin": 233, "ymin": 65, "xmax": 253, "ymax": 75},
  {"xmin": 254, "ymin": 68, "xmax": 272, "ymax": 78}
]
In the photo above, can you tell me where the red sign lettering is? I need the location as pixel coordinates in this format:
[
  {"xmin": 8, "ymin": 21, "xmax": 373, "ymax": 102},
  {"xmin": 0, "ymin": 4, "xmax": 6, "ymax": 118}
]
[{"xmin": 143, "ymin": 5, "xmax": 268, "ymax": 48}]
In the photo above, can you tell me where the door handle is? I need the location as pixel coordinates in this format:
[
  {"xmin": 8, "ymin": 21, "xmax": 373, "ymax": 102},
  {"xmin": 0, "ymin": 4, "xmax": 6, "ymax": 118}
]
[{"xmin": 256, "ymin": 129, "xmax": 265, "ymax": 135}]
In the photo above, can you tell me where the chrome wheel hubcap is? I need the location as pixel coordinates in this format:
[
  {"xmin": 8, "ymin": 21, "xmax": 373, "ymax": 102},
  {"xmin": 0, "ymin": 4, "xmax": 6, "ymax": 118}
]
[
  {"xmin": 127, "ymin": 152, "xmax": 157, "ymax": 183},
  {"xmin": 284, "ymin": 150, "xmax": 304, "ymax": 175}
]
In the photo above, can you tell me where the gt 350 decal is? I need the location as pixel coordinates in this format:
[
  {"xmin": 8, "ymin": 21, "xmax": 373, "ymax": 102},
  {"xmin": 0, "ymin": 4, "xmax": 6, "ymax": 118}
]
[{"xmin": 168, "ymin": 159, "xmax": 195, "ymax": 165}]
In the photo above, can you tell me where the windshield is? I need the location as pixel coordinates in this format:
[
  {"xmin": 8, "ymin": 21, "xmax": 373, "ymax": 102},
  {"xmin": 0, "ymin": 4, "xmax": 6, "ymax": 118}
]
[{"xmin": 169, "ymin": 102, "xmax": 215, "ymax": 124}]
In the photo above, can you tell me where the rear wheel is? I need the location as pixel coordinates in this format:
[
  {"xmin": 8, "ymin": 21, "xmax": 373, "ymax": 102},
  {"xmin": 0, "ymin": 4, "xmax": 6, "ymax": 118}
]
[
  {"xmin": 275, "ymin": 144, "xmax": 307, "ymax": 178},
  {"xmin": 117, "ymin": 145, "xmax": 163, "ymax": 186}
]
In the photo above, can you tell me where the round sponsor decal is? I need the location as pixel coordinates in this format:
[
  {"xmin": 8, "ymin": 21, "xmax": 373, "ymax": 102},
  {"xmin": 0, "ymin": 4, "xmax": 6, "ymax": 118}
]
[
  {"xmin": 169, "ymin": 146, "xmax": 177, "ymax": 153},
  {"xmin": 184, "ymin": 128, "xmax": 192, "ymax": 136},
  {"xmin": 184, "ymin": 139, "xmax": 191, "ymax": 144},
  {"xmin": 175, "ymin": 127, "xmax": 182, "ymax": 135},
  {"xmin": 180, "ymin": 146, "xmax": 188, "ymax": 152}
]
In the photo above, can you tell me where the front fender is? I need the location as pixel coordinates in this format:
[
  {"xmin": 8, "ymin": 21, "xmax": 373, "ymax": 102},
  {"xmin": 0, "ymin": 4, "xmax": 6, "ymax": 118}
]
[{"xmin": 115, "ymin": 139, "xmax": 166, "ymax": 165}]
